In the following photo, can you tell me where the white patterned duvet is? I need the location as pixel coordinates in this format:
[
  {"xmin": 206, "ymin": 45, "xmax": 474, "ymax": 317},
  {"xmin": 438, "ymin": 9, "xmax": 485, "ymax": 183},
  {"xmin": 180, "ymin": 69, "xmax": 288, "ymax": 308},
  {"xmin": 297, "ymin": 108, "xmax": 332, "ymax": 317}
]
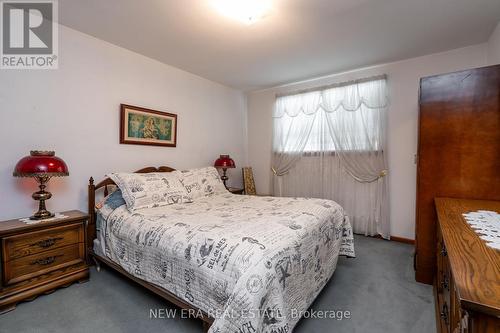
[{"xmin": 96, "ymin": 192, "xmax": 355, "ymax": 333}]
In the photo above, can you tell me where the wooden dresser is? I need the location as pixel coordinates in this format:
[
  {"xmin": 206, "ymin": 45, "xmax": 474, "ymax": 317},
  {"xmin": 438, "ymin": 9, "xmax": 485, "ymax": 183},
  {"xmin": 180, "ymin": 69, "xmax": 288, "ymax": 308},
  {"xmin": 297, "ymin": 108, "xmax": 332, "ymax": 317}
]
[
  {"xmin": 0, "ymin": 210, "xmax": 89, "ymax": 314},
  {"xmin": 416, "ymin": 65, "xmax": 500, "ymax": 284},
  {"xmin": 434, "ymin": 198, "xmax": 500, "ymax": 333}
]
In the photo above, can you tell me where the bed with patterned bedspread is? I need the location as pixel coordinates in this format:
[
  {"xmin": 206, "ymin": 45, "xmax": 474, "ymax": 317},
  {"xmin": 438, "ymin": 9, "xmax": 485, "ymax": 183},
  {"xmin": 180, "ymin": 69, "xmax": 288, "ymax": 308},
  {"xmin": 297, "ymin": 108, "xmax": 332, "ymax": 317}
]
[{"xmin": 95, "ymin": 191, "xmax": 354, "ymax": 333}]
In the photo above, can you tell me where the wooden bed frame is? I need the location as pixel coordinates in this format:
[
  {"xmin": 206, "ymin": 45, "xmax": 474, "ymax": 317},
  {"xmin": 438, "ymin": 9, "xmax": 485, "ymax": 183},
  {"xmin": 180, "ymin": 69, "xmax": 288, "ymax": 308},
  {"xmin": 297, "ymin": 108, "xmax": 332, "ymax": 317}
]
[{"xmin": 87, "ymin": 166, "xmax": 214, "ymax": 333}]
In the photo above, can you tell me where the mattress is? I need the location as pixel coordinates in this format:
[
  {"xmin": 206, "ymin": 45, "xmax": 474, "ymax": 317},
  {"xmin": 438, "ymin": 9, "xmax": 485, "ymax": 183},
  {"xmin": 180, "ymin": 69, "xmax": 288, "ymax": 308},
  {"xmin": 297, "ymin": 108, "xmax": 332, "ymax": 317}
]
[{"xmin": 95, "ymin": 192, "xmax": 355, "ymax": 332}]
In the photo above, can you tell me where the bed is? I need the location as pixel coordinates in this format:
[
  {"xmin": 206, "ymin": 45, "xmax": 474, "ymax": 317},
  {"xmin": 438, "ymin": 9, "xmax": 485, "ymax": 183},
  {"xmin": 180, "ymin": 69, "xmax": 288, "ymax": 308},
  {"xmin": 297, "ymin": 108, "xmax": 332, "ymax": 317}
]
[{"xmin": 87, "ymin": 166, "xmax": 355, "ymax": 333}]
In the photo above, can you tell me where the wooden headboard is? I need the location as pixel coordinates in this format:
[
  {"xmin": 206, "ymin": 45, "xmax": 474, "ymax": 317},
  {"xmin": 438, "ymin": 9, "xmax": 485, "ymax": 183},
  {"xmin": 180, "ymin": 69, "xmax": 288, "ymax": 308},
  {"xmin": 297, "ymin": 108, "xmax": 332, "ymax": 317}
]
[{"xmin": 87, "ymin": 166, "xmax": 176, "ymax": 255}]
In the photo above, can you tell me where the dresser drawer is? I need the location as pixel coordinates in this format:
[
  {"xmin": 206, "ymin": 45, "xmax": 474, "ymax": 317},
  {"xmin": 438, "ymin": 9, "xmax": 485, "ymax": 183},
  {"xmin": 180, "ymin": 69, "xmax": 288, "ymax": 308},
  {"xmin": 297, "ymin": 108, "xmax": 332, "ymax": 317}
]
[
  {"xmin": 3, "ymin": 243, "xmax": 85, "ymax": 286},
  {"xmin": 2, "ymin": 223, "xmax": 84, "ymax": 260}
]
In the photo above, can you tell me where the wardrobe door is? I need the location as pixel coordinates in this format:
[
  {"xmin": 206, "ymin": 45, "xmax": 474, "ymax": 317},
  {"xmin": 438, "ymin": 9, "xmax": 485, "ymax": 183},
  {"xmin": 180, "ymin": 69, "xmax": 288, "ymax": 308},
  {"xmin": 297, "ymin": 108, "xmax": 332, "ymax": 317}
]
[{"xmin": 415, "ymin": 65, "xmax": 500, "ymax": 284}]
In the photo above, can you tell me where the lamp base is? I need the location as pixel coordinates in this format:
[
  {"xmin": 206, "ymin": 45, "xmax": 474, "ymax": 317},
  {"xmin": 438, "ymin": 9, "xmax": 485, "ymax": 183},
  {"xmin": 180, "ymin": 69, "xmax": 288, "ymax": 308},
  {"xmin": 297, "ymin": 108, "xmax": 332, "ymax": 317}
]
[
  {"xmin": 30, "ymin": 210, "xmax": 55, "ymax": 220},
  {"xmin": 221, "ymin": 168, "xmax": 228, "ymax": 188},
  {"xmin": 30, "ymin": 177, "xmax": 54, "ymax": 220}
]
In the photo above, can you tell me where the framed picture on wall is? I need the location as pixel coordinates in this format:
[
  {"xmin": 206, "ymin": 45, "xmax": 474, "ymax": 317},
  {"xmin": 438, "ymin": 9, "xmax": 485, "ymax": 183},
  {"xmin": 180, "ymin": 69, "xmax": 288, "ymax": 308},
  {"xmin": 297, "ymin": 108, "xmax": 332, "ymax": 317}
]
[{"xmin": 120, "ymin": 104, "xmax": 177, "ymax": 147}]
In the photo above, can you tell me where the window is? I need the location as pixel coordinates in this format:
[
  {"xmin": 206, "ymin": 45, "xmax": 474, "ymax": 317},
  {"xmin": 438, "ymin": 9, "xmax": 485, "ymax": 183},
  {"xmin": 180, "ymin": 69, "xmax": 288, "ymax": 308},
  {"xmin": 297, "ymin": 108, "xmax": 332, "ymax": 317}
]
[
  {"xmin": 271, "ymin": 77, "xmax": 389, "ymax": 237},
  {"xmin": 273, "ymin": 78, "xmax": 387, "ymax": 153}
]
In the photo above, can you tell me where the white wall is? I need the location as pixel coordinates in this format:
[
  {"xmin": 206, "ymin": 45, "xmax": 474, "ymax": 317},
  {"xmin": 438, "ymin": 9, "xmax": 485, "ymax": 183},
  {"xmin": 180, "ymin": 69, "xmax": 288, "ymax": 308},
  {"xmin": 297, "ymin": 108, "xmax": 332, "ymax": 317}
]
[
  {"xmin": 246, "ymin": 44, "xmax": 488, "ymax": 240},
  {"xmin": 487, "ymin": 22, "xmax": 500, "ymax": 65},
  {"xmin": 0, "ymin": 25, "xmax": 247, "ymax": 220}
]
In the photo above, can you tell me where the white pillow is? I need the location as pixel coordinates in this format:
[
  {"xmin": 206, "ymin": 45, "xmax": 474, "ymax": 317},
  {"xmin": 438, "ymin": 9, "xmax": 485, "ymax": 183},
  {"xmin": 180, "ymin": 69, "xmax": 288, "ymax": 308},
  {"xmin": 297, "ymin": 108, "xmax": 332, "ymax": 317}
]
[
  {"xmin": 108, "ymin": 172, "xmax": 192, "ymax": 211},
  {"xmin": 175, "ymin": 167, "xmax": 228, "ymax": 199}
]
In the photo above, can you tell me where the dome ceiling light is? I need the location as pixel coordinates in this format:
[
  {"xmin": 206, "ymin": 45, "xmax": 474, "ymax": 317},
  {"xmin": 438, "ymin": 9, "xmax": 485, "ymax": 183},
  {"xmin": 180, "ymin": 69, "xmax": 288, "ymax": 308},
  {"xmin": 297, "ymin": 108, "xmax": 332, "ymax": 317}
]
[{"xmin": 211, "ymin": 0, "xmax": 273, "ymax": 24}]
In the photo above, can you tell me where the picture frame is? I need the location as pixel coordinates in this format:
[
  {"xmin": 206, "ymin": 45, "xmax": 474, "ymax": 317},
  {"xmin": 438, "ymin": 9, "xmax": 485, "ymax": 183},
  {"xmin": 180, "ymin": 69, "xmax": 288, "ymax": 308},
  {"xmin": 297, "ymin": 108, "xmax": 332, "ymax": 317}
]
[{"xmin": 120, "ymin": 104, "xmax": 177, "ymax": 147}]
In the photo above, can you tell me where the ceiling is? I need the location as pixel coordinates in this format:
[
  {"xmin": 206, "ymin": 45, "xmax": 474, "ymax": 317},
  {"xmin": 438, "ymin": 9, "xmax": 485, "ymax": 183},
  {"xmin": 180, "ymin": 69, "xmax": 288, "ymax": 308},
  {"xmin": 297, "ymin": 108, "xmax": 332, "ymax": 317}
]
[{"xmin": 59, "ymin": 0, "xmax": 500, "ymax": 91}]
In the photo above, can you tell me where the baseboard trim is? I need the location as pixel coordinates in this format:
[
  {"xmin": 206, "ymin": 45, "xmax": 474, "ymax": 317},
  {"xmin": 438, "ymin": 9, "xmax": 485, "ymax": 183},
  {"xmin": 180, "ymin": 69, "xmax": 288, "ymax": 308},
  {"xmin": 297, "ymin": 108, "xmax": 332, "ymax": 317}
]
[
  {"xmin": 369, "ymin": 234, "xmax": 415, "ymax": 245},
  {"xmin": 390, "ymin": 236, "xmax": 415, "ymax": 245}
]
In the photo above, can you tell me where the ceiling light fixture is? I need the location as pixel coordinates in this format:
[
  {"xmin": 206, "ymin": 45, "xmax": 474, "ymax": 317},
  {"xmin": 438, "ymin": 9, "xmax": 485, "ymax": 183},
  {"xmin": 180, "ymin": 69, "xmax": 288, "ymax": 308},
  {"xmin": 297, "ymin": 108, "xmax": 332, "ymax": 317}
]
[{"xmin": 211, "ymin": 0, "xmax": 272, "ymax": 25}]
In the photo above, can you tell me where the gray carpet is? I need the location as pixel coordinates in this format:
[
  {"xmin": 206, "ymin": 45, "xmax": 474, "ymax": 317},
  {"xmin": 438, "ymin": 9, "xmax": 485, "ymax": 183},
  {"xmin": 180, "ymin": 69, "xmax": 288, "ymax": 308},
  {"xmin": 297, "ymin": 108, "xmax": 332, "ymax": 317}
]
[{"xmin": 0, "ymin": 236, "xmax": 435, "ymax": 333}]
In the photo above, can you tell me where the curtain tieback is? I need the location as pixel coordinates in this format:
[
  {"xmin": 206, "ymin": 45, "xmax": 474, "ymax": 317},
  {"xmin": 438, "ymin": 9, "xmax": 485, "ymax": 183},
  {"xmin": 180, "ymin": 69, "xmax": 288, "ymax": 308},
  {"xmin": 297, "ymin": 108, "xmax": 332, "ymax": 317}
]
[
  {"xmin": 347, "ymin": 169, "xmax": 388, "ymax": 183},
  {"xmin": 271, "ymin": 167, "xmax": 289, "ymax": 177}
]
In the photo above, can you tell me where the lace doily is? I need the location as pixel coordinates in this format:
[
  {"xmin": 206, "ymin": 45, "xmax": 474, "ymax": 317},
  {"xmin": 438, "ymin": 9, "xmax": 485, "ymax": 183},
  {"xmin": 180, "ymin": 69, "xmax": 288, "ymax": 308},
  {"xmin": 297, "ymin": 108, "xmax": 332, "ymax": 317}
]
[
  {"xmin": 19, "ymin": 213, "xmax": 69, "ymax": 225},
  {"xmin": 462, "ymin": 210, "xmax": 500, "ymax": 250}
]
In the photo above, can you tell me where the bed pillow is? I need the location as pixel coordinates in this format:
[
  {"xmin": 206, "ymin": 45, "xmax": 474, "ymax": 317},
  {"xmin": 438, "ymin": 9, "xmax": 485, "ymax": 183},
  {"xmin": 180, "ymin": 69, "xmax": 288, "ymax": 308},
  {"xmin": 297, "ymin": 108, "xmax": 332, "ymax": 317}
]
[
  {"xmin": 95, "ymin": 187, "xmax": 124, "ymax": 210},
  {"xmin": 108, "ymin": 172, "xmax": 193, "ymax": 211},
  {"xmin": 95, "ymin": 190, "xmax": 126, "ymax": 231},
  {"xmin": 97, "ymin": 189, "xmax": 126, "ymax": 210},
  {"xmin": 175, "ymin": 167, "xmax": 228, "ymax": 199}
]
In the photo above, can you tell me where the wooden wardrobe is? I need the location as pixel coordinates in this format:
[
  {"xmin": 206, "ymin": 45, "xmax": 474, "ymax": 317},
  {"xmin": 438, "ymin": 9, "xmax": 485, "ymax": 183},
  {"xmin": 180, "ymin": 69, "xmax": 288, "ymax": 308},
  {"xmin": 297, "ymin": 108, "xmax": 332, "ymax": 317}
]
[{"xmin": 415, "ymin": 64, "xmax": 500, "ymax": 285}]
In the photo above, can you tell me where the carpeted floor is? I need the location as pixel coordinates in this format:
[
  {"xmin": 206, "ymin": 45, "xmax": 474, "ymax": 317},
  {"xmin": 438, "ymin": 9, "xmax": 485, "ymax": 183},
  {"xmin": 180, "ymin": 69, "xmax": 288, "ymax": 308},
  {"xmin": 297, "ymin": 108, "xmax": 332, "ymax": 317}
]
[{"xmin": 0, "ymin": 235, "xmax": 435, "ymax": 333}]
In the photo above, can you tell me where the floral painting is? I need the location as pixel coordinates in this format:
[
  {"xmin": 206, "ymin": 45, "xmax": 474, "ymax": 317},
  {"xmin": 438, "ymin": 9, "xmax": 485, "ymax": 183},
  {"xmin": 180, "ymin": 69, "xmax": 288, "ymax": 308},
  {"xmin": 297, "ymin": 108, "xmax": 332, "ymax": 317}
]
[{"xmin": 120, "ymin": 104, "xmax": 177, "ymax": 147}]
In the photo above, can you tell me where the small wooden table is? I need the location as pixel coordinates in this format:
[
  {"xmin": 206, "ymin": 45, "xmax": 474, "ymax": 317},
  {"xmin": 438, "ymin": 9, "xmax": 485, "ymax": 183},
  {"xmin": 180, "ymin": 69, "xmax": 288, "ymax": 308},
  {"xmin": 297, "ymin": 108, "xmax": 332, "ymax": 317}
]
[
  {"xmin": 434, "ymin": 198, "xmax": 500, "ymax": 333},
  {"xmin": 0, "ymin": 210, "xmax": 89, "ymax": 314}
]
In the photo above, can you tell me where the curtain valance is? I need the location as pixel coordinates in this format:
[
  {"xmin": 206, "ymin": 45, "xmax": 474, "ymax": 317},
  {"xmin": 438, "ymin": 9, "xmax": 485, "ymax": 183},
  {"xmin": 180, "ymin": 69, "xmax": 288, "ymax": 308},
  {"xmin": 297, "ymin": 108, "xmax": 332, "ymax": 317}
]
[{"xmin": 273, "ymin": 76, "xmax": 388, "ymax": 118}]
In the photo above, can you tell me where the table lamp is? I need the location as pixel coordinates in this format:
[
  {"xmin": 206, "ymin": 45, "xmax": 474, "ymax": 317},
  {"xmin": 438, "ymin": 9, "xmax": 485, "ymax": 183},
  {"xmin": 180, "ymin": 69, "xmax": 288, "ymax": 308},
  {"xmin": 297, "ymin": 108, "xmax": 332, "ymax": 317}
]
[
  {"xmin": 13, "ymin": 151, "xmax": 69, "ymax": 220},
  {"xmin": 214, "ymin": 154, "xmax": 235, "ymax": 188}
]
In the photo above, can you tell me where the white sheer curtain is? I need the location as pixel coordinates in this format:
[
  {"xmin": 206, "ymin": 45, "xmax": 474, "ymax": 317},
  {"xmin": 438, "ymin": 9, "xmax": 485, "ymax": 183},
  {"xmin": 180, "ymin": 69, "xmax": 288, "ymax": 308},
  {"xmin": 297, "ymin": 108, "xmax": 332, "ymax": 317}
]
[{"xmin": 272, "ymin": 76, "xmax": 389, "ymax": 238}]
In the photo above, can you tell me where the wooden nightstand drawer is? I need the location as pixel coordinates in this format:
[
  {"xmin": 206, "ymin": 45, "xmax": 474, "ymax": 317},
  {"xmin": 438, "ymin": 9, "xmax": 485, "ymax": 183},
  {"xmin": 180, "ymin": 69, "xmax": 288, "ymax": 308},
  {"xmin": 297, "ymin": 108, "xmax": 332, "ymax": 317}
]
[
  {"xmin": 3, "ymin": 243, "xmax": 84, "ymax": 286},
  {"xmin": 2, "ymin": 223, "xmax": 84, "ymax": 260},
  {"xmin": 0, "ymin": 210, "xmax": 89, "ymax": 314}
]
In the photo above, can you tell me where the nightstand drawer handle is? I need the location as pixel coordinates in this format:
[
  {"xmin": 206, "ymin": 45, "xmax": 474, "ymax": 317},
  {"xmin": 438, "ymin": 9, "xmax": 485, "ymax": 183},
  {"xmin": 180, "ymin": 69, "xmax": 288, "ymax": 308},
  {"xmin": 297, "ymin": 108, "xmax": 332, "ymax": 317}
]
[
  {"xmin": 30, "ymin": 255, "xmax": 62, "ymax": 266},
  {"xmin": 30, "ymin": 237, "xmax": 63, "ymax": 249}
]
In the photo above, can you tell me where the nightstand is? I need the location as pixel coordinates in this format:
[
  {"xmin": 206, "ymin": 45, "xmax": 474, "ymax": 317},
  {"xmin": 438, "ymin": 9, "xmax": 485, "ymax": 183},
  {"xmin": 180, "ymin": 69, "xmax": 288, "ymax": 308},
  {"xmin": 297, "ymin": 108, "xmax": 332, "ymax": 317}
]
[
  {"xmin": 227, "ymin": 187, "xmax": 244, "ymax": 195},
  {"xmin": 0, "ymin": 210, "xmax": 89, "ymax": 314}
]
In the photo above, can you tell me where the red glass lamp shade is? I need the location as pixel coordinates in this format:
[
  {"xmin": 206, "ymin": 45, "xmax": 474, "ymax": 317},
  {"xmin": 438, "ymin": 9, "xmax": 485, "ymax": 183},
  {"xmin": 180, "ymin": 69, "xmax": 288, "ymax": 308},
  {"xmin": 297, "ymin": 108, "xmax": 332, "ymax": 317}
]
[
  {"xmin": 14, "ymin": 151, "xmax": 69, "ymax": 177},
  {"xmin": 13, "ymin": 151, "xmax": 69, "ymax": 220},
  {"xmin": 214, "ymin": 155, "xmax": 235, "ymax": 169},
  {"xmin": 214, "ymin": 154, "xmax": 235, "ymax": 188}
]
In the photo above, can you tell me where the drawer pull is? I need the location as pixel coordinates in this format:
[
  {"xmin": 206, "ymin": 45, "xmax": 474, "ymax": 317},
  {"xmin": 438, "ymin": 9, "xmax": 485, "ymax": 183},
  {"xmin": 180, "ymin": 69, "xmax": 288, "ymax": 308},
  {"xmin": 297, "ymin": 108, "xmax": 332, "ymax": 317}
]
[
  {"xmin": 30, "ymin": 255, "xmax": 62, "ymax": 266},
  {"xmin": 30, "ymin": 237, "xmax": 63, "ymax": 249},
  {"xmin": 441, "ymin": 244, "xmax": 447, "ymax": 256},
  {"xmin": 441, "ymin": 275, "xmax": 449, "ymax": 290},
  {"xmin": 440, "ymin": 303, "xmax": 449, "ymax": 325}
]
